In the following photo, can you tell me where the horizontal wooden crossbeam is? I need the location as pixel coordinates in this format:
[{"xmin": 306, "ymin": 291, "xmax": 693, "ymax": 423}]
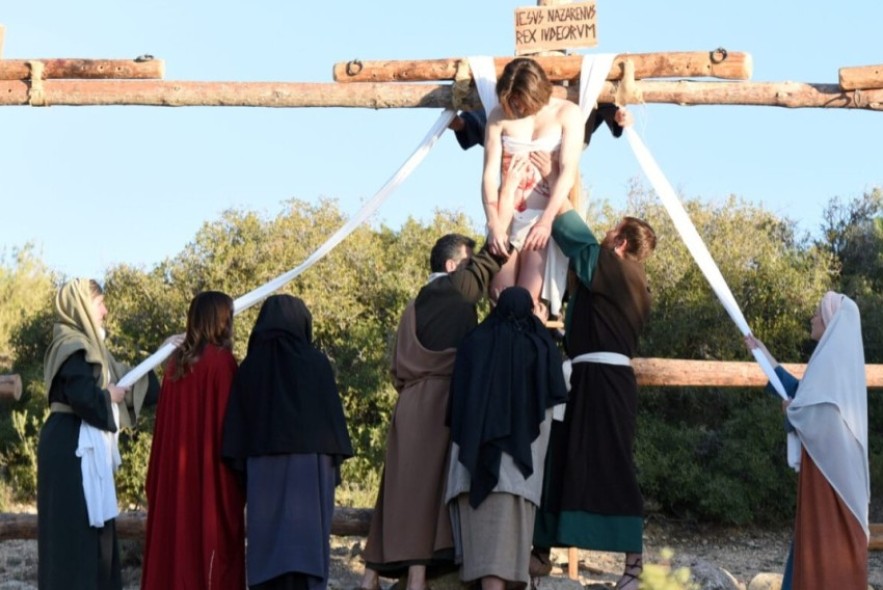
[
  {"xmin": 0, "ymin": 58, "xmax": 164, "ymax": 80},
  {"xmin": 839, "ymin": 64, "xmax": 883, "ymax": 91},
  {"xmin": 332, "ymin": 51, "xmax": 753, "ymax": 83},
  {"xmin": 1, "ymin": 79, "xmax": 882, "ymax": 110}
]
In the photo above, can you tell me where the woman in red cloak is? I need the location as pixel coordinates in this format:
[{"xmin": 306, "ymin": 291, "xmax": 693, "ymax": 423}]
[{"xmin": 141, "ymin": 291, "xmax": 246, "ymax": 590}]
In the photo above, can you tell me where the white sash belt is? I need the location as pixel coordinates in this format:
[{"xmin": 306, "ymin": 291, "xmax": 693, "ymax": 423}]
[{"xmin": 555, "ymin": 352, "xmax": 632, "ymax": 421}]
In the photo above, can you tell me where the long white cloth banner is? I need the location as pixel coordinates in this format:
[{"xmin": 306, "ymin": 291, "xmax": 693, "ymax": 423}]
[
  {"xmin": 118, "ymin": 110, "xmax": 457, "ymax": 388},
  {"xmin": 623, "ymin": 127, "xmax": 788, "ymax": 400}
]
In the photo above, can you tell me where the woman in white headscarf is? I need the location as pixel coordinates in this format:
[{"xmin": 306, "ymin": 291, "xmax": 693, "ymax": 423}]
[
  {"xmin": 38, "ymin": 278, "xmax": 171, "ymax": 590},
  {"xmin": 745, "ymin": 291, "xmax": 869, "ymax": 590}
]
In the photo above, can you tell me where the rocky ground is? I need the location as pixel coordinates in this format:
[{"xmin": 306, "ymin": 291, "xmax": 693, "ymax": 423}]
[{"xmin": 0, "ymin": 517, "xmax": 879, "ymax": 589}]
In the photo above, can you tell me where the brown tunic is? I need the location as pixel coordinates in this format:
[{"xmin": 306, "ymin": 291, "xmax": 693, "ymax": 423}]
[
  {"xmin": 362, "ymin": 302, "xmax": 458, "ymax": 574},
  {"xmin": 791, "ymin": 449, "xmax": 868, "ymax": 590},
  {"xmin": 365, "ymin": 246, "xmax": 501, "ymax": 575}
]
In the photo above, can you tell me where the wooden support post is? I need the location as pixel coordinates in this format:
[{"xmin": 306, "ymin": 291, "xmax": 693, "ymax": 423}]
[
  {"xmin": 839, "ymin": 64, "xmax": 883, "ymax": 90},
  {"xmin": 0, "ymin": 58, "xmax": 165, "ymax": 80},
  {"xmin": 1, "ymin": 79, "xmax": 882, "ymax": 110},
  {"xmin": 332, "ymin": 52, "xmax": 753, "ymax": 83},
  {"xmin": 567, "ymin": 547, "xmax": 579, "ymax": 580},
  {"xmin": 0, "ymin": 374, "xmax": 22, "ymax": 401}
]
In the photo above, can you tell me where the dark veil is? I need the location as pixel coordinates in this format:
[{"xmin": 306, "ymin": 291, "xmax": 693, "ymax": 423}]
[
  {"xmin": 221, "ymin": 294, "xmax": 353, "ymax": 469},
  {"xmin": 448, "ymin": 286, "xmax": 568, "ymax": 508}
]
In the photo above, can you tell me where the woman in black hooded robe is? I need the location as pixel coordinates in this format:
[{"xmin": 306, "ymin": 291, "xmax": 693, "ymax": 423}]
[
  {"xmin": 445, "ymin": 286, "xmax": 568, "ymax": 590},
  {"xmin": 222, "ymin": 294, "xmax": 353, "ymax": 590}
]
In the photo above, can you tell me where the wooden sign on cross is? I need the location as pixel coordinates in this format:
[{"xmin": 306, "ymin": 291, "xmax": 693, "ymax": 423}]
[{"xmin": 515, "ymin": 0, "xmax": 597, "ymax": 56}]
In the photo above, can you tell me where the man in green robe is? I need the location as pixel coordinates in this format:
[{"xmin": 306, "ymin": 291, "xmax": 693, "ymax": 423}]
[{"xmin": 533, "ymin": 201, "xmax": 657, "ymax": 590}]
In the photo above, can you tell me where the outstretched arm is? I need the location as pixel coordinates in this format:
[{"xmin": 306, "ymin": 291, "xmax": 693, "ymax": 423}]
[
  {"xmin": 744, "ymin": 334, "xmax": 779, "ymax": 368},
  {"xmin": 482, "ymin": 109, "xmax": 508, "ymax": 256}
]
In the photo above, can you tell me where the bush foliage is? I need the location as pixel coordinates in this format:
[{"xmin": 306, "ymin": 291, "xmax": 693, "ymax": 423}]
[{"xmin": 0, "ymin": 190, "xmax": 880, "ymax": 524}]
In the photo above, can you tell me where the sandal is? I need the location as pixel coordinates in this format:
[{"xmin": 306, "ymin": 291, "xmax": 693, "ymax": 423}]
[{"xmin": 614, "ymin": 556, "xmax": 643, "ymax": 590}]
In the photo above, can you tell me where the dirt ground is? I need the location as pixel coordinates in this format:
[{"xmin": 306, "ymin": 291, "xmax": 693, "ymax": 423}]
[{"xmin": 1, "ymin": 516, "xmax": 880, "ymax": 589}]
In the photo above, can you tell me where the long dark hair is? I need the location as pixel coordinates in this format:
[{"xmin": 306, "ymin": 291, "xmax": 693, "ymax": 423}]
[{"xmin": 170, "ymin": 291, "xmax": 234, "ymax": 380}]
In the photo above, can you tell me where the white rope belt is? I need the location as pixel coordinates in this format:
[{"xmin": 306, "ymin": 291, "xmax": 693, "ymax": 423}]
[{"xmin": 118, "ymin": 110, "xmax": 456, "ymax": 387}]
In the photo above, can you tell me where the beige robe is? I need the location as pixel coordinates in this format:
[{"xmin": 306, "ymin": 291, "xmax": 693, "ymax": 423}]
[{"xmin": 363, "ymin": 302, "xmax": 457, "ymax": 573}]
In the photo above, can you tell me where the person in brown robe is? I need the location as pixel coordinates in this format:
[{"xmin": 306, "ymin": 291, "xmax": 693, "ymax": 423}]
[{"xmin": 358, "ymin": 233, "xmax": 505, "ymax": 590}]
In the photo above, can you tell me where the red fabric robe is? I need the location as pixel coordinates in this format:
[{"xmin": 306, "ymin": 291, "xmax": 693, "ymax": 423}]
[{"xmin": 141, "ymin": 345, "xmax": 246, "ymax": 590}]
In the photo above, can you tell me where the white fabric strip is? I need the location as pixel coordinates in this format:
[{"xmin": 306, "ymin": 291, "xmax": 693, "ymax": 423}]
[
  {"xmin": 119, "ymin": 110, "xmax": 457, "ymax": 388},
  {"xmin": 578, "ymin": 53, "xmax": 616, "ymax": 119},
  {"xmin": 467, "ymin": 56, "xmax": 499, "ymax": 115},
  {"xmin": 540, "ymin": 54, "xmax": 616, "ymax": 317},
  {"xmin": 76, "ymin": 421, "xmax": 120, "ymax": 527},
  {"xmin": 623, "ymin": 127, "xmax": 788, "ymax": 400}
]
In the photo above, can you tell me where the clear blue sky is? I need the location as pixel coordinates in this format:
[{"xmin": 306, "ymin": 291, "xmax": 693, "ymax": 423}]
[{"xmin": 2, "ymin": 0, "xmax": 882, "ymax": 280}]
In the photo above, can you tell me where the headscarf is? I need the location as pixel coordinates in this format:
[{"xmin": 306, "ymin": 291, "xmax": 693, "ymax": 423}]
[
  {"xmin": 787, "ymin": 292, "xmax": 869, "ymax": 536},
  {"xmin": 43, "ymin": 279, "xmax": 146, "ymax": 427},
  {"xmin": 221, "ymin": 294, "xmax": 353, "ymax": 467},
  {"xmin": 448, "ymin": 286, "xmax": 568, "ymax": 508},
  {"xmin": 818, "ymin": 290, "xmax": 842, "ymax": 327},
  {"xmin": 44, "ymin": 279, "xmax": 113, "ymax": 391}
]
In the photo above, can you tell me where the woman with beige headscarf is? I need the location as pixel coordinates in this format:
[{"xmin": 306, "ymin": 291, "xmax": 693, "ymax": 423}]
[
  {"xmin": 37, "ymin": 278, "xmax": 173, "ymax": 590},
  {"xmin": 746, "ymin": 291, "xmax": 869, "ymax": 590}
]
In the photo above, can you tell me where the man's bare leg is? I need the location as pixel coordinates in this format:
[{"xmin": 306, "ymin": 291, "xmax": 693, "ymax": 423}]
[
  {"xmin": 490, "ymin": 250, "xmax": 520, "ymax": 303},
  {"xmin": 516, "ymin": 248, "xmax": 547, "ymax": 318},
  {"xmin": 481, "ymin": 575, "xmax": 506, "ymax": 590},
  {"xmin": 406, "ymin": 565, "xmax": 427, "ymax": 590}
]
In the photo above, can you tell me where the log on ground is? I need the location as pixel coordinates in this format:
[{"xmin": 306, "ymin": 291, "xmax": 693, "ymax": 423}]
[
  {"xmin": 0, "ymin": 507, "xmax": 372, "ymax": 541},
  {"xmin": 1, "ymin": 510, "xmax": 881, "ymax": 550},
  {"xmin": 872, "ymin": 524, "xmax": 883, "ymax": 551}
]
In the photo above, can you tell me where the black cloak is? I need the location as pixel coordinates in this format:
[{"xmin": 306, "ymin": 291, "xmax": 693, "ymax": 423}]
[
  {"xmin": 221, "ymin": 294, "xmax": 353, "ymax": 469},
  {"xmin": 448, "ymin": 286, "xmax": 568, "ymax": 508}
]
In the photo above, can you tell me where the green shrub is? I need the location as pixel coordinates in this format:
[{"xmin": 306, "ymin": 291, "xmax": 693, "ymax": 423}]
[{"xmin": 637, "ymin": 388, "xmax": 796, "ymax": 524}]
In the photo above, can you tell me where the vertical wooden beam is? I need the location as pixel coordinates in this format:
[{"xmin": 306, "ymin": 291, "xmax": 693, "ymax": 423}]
[{"xmin": 568, "ymin": 547, "xmax": 579, "ymax": 579}]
